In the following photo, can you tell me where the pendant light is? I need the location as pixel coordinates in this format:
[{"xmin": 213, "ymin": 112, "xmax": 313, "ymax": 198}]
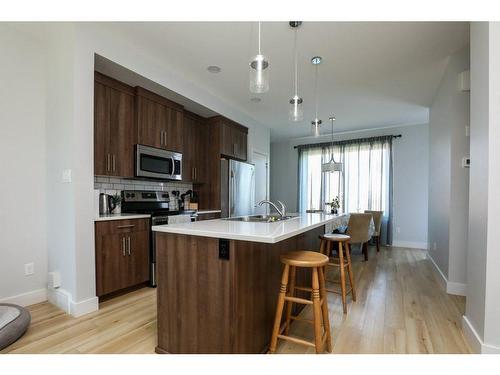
[
  {"xmin": 289, "ymin": 21, "xmax": 303, "ymax": 121},
  {"xmin": 322, "ymin": 116, "xmax": 343, "ymax": 172},
  {"xmin": 249, "ymin": 22, "xmax": 269, "ymax": 94},
  {"xmin": 311, "ymin": 56, "xmax": 322, "ymax": 136}
]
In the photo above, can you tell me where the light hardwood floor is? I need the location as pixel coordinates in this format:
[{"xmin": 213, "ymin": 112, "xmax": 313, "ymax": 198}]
[{"xmin": 1, "ymin": 246, "xmax": 471, "ymax": 354}]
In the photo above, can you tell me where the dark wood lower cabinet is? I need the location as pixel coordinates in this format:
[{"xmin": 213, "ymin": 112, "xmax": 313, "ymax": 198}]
[
  {"xmin": 155, "ymin": 225, "xmax": 324, "ymax": 354},
  {"xmin": 95, "ymin": 219, "xmax": 150, "ymax": 298},
  {"xmin": 196, "ymin": 212, "xmax": 221, "ymax": 221}
]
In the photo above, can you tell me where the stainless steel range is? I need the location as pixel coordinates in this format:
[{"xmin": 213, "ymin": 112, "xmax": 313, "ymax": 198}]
[{"xmin": 121, "ymin": 190, "xmax": 195, "ymax": 287}]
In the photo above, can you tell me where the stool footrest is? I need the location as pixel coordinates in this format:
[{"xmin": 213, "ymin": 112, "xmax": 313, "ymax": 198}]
[
  {"xmin": 327, "ymin": 261, "xmax": 349, "ymax": 268},
  {"xmin": 290, "ymin": 315, "xmax": 314, "ymax": 324},
  {"xmin": 284, "ymin": 296, "xmax": 313, "ymax": 305},
  {"xmin": 325, "ymin": 287, "xmax": 353, "ymax": 295},
  {"xmin": 277, "ymin": 334, "xmax": 316, "ymax": 348}
]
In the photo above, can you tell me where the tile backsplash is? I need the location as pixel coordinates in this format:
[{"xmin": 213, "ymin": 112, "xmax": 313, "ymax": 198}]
[{"xmin": 94, "ymin": 176, "xmax": 193, "ymax": 197}]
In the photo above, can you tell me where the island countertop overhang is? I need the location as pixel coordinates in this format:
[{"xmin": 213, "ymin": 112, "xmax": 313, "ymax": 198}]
[{"xmin": 152, "ymin": 213, "xmax": 343, "ymax": 243}]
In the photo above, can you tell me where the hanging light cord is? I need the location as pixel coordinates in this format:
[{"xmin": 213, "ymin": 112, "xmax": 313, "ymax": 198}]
[
  {"xmin": 314, "ymin": 64, "xmax": 319, "ymax": 119},
  {"xmin": 258, "ymin": 21, "xmax": 261, "ymax": 55},
  {"xmin": 293, "ymin": 28, "xmax": 298, "ymax": 97}
]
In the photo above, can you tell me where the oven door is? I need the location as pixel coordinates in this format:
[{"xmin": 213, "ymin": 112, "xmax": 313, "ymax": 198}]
[{"xmin": 136, "ymin": 144, "xmax": 182, "ymax": 180}]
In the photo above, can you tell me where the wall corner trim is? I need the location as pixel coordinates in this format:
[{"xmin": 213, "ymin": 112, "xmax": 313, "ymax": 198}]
[
  {"xmin": 71, "ymin": 296, "xmax": 99, "ymax": 317},
  {"xmin": 427, "ymin": 252, "xmax": 467, "ymax": 296},
  {"xmin": 462, "ymin": 315, "xmax": 500, "ymax": 354},
  {"xmin": 48, "ymin": 288, "xmax": 98, "ymax": 317},
  {"xmin": 0, "ymin": 288, "xmax": 47, "ymax": 307}
]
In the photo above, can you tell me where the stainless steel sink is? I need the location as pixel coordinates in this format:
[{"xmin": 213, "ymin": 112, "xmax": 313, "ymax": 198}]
[{"xmin": 223, "ymin": 214, "xmax": 298, "ymax": 223}]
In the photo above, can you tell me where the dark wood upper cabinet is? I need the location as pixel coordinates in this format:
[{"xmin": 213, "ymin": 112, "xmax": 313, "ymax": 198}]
[
  {"xmin": 183, "ymin": 111, "xmax": 208, "ymax": 184},
  {"xmin": 215, "ymin": 116, "xmax": 248, "ymax": 161},
  {"xmin": 94, "ymin": 72, "xmax": 136, "ymax": 177},
  {"xmin": 136, "ymin": 87, "xmax": 184, "ymax": 153}
]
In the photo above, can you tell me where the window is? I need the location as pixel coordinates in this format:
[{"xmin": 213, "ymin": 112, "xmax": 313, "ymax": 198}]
[{"xmin": 298, "ymin": 136, "xmax": 393, "ymax": 243}]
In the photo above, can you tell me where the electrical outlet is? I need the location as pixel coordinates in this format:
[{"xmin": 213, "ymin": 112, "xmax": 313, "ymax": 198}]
[
  {"xmin": 219, "ymin": 239, "xmax": 230, "ymax": 260},
  {"xmin": 396, "ymin": 227, "xmax": 401, "ymax": 234},
  {"xmin": 62, "ymin": 169, "xmax": 72, "ymax": 183},
  {"xmin": 24, "ymin": 262, "xmax": 34, "ymax": 276}
]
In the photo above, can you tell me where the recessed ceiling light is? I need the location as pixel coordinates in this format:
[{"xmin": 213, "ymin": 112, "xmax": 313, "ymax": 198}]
[
  {"xmin": 250, "ymin": 97, "xmax": 261, "ymax": 103},
  {"xmin": 207, "ymin": 65, "xmax": 221, "ymax": 73}
]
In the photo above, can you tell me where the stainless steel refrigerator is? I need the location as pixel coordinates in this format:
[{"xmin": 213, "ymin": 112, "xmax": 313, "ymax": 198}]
[{"xmin": 220, "ymin": 159, "xmax": 255, "ymax": 218}]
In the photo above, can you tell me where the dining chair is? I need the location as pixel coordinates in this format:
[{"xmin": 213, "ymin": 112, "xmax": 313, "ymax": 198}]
[
  {"xmin": 346, "ymin": 213, "xmax": 373, "ymax": 261},
  {"xmin": 364, "ymin": 210, "xmax": 383, "ymax": 253}
]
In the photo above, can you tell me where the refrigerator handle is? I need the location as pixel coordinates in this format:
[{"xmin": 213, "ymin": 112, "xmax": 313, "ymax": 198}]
[{"xmin": 229, "ymin": 169, "xmax": 234, "ymax": 217}]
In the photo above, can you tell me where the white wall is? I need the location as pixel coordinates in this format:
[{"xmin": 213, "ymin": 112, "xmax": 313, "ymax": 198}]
[
  {"xmin": 427, "ymin": 46, "xmax": 470, "ymax": 294},
  {"xmin": 0, "ymin": 25, "xmax": 48, "ymax": 305},
  {"xmin": 270, "ymin": 123, "xmax": 429, "ymax": 248},
  {"xmin": 462, "ymin": 22, "xmax": 500, "ymax": 354}
]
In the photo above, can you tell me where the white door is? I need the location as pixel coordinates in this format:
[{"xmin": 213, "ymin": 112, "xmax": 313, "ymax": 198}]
[{"xmin": 252, "ymin": 150, "xmax": 269, "ymax": 215}]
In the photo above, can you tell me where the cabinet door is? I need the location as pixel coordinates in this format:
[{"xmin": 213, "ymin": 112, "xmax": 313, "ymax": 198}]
[
  {"xmin": 165, "ymin": 108, "xmax": 183, "ymax": 152},
  {"xmin": 95, "ymin": 233, "xmax": 128, "ymax": 297},
  {"xmin": 109, "ymin": 87, "xmax": 136, "ymax": 177},
  {"xmin": 94, "ymin": 81, "xmax": 110, "ymax": 176},
  {"xmin": 182, "ymin": 115, "xmax": 195, "ymax": 182},
  {"xmin": 137, "ymin": 96, "xmax": 163, "ymax": 149},
  {"xmin": 233, "ymin": 128, "xmax": 248, "ymax": 161},
  {"xmin": 220, "ymin": 121, "xmax": 234, "ymax": 158},
  {"xmin": 193, "ymin": 119, "xmax": 208, "ymax": 183},
  {"xmin": 127, "ymin": 230, "xmax": 150, "ymax": 287}
]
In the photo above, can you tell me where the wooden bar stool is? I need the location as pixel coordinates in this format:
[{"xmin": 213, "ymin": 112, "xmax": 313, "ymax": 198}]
[
  {"xmin": 319, "ymin": 234, "xmax": 356, "ymax": 314},
  {"xmin": 269, "ymin": 251, "xmax": 332, "ymax": 354}
]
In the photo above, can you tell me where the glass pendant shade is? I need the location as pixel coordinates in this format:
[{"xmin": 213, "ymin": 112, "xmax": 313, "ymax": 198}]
[
  {"xmin": 289, "ymin": 96, "xmax": 304, "ymax": 121},
  {"xmin": 311, "ymin": 119, "xmax": 322, "ymax": 137},
  {"xmin": 249, "ymin": 54, "xmax": 269, "ymax": 93}
]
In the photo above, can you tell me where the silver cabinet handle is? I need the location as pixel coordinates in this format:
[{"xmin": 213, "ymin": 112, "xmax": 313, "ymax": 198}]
[
  {"xmin": 112, "ymin": 154, "xmax": 116, "ymax": 172},
  {"xmin": 127, "ymin": 236, "xmax": 131, "ymax": 256},
  {"xmin": 122, "ymin": 237, "xmax": 126, "ymax": 256},
  {"xmin": 106, "ymin": 154, "xmax": 111, "ymax": 172}
]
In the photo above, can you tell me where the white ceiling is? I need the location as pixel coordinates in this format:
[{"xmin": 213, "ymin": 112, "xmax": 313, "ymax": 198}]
[{"xmin": 100, "ymin": 22, "xmax": 469, "ymax": 141}]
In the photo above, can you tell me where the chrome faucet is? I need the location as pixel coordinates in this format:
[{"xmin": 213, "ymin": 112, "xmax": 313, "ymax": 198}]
[{"xmin": 258, "ymin": 200, "xmax": 287, "ymax": 218}]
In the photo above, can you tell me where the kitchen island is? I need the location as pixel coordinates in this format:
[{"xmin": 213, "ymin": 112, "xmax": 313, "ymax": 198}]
[{"xmin": 152, "ymin": 213, "xmax": 342, "ymax": 354}]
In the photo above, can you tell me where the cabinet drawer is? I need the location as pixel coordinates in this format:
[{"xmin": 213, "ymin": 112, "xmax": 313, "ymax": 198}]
[{"xmin": 95, "ymin": 218, "xmax": 150, "ymax": 236}]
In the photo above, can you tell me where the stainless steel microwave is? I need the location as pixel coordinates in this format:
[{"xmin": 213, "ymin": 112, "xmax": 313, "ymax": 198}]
[{"xmin": 135, "ymin": 144, "xmax": 182, "ymax": 180}]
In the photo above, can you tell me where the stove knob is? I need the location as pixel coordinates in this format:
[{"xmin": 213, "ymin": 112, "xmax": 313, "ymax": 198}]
[{"xmin": 131, "ymin": 193, "xmax": 135, "ymax": 198}]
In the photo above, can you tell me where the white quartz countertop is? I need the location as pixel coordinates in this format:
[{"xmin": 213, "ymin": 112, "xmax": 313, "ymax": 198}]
[
  {"xmin": 95, "ymin": 213, "xmax": 151, "ymax": 222},
  {"xmin": 152, "ymin": 213, "xmax": 345, "ymax": 243}
]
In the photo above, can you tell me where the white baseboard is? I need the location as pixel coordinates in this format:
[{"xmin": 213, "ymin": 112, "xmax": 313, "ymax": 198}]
[
  {"xmin": 462, "ymin": 315, "xmax": 500, "ymax": 354},
  {"xmin": 71, "ymin": 296, "xmax": 99, "ymax": 317},
  {"xmin": 426, "ymin": 253, "xmax": 466, "ymax": 296},
  {"xmin": 48, "ymin": 288, "xmax": 98, "ymax": 317},
  {"xmin": 47, "ymin": 287, "xmax": 72, "ymax": 313},
  {"xmin": 391, "ymin": 240, "xmax": 428, "ymax": 250},
  {"xmin": 0, "ymin": 288, "xmax": 47, "ymax": 306},
  {"xmin": 447, "ymin": 281, "xmax": 467, "ymax": 296}
]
